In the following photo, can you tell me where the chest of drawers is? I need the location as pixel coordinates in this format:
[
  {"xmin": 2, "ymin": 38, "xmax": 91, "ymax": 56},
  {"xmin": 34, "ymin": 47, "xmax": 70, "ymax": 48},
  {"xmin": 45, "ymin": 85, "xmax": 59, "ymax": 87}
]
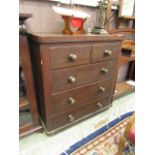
[{"xmin": 28, "ymin": 33, "xmax": 123, "ymax": 134}]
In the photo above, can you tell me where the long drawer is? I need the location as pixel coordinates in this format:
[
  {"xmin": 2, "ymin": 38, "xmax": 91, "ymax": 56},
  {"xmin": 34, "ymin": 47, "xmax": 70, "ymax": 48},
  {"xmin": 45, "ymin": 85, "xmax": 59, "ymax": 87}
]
[
  {"xmin": 51, "ymin": 60, "xmax": 116, "ymax": 93},
  {"xmin": 51, "ymin": 80, "xmax": 114, "ymax": 115},
  {"xmin": 48, "ymin": 96, "xmax": 112, "ymax": 131},
  {"xmin": 92, "ymin": 42, "xmax": 121, "ymax": 62},
  {"xmin": 50, "ymin": 44, "xmax": 91, "ymax": 69}
]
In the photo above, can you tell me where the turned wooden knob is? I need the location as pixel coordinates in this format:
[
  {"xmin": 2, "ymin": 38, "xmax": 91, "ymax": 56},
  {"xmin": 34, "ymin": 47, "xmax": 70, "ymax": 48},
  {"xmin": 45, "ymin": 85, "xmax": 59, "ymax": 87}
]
[
  {"xmin": 68, "ymin": 54, "xmax": 77, "ymax": 61},
  {"xmin": 68, "ymin": 76, "xmax": 76, "ymax": 83},
  {"xmin": 101, "ymin": 68, "xmax": 108, "ymax": 74},
  {"xmin": 104, "ymin": 49, "xmax": 112, "ymax": 56},
  {"xmin": 68, "ymin": 114, "xmax": 74, "ymax": 122},
  {"xmin": 97, "ymin": 102, "xmax": 103, "ymax": 108},
  {"xmin": 68, "ymin": 97, "xmax": 76, "ymax": 105},
  {"xmin": 99, "ymin": 86, "xmax": 106, "ymax": 92}
]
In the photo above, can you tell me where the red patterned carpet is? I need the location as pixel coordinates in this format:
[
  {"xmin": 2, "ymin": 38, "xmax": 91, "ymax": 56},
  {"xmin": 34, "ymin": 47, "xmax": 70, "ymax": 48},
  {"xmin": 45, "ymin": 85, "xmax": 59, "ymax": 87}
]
[{"xmin": 61, "ymin": 112, "xmax": 135, "ymax": 155}]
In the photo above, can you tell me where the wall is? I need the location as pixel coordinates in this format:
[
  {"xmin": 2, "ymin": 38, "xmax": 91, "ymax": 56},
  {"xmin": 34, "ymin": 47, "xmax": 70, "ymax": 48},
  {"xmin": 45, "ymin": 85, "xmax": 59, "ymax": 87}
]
[{"xmin": 19, "ymin": 0, "xmax": 97, "ymax": 33}]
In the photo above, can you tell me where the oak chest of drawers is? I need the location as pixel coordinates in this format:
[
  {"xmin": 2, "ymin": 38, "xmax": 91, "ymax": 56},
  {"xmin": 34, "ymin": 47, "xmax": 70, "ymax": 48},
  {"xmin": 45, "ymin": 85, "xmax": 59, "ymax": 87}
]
[{"xmin": 28, "ymin": 33, "xmax": 123, "ymax": 134}]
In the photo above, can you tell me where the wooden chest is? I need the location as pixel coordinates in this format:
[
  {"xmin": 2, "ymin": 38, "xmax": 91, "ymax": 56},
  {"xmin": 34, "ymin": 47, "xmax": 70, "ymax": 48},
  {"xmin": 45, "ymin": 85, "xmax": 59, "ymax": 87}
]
[{"xmin": 28, "ymin": 33, "xmax": 123, "ymax": 134}]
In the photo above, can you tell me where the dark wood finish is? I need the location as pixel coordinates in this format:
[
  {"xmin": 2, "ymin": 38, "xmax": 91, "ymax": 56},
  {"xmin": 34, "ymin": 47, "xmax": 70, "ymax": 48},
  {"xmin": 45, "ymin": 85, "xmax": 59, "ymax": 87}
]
[
  {"xmin": 19, "ymin": 35, "xmax": 39, "ymax": 124},
  {"xmin": 109, "ymin": 28, "xmax": 135, "ymax": 34},
  {"xmin": 92, "ymin": 42, "xmax": 122, "ymax": 62},
  {"xmin": 28, "ymin": 33, "xmax": 123, "ymax": 133},
  {"xmin": 127, "ymin": 61, "xmax": 135, "ymax": 80},
  {"xmin": 51, "ymin": 60, "xmax": 116, "ymax": 93},
  {"xmin": 28, "ymin": 33, "xmax": 124, "ymax": 44},
  {"xmin": 19, "ymin": 98, "xmax": 29, "ymax": 109},
  {"xmin": 117, "ymin": 30, "xmax": 135, "ymax": 98},
  {"xmin": 19, "ymin": 14, "xmax": 42, "ymax": 138},
  {"xmin": 114, "ymin": 56, "xmax": 135, "ymax": 99},
  {"xmin": 119, "ymin": 55, "xmax": 135, "ymax": 65},
  {"xmin": 50, "ymin": 44, "xmax": 91, "ymax": 69},
  {"xmin": 114, "ymin": 81, "xmax": 135, "ymax": 100},
  {"xmin": 19, "ymin": 34, "xmax": 42, "ymax": 137},
  {"xmin": 51, "ymin": 80, "xmax": 114, "ymax": 115},
  {"xmin": 19, "ymin": 35, "xmax": 38, "ymax": 122},
  {"xmin": 106, "ymin": 1, "xmax": 135, "ymax": 99},
  {"xmin": 48, "ymin": 96, "xmax": 112, "ymax": 131},
  {"xmin": 19, "ymin": 123, "xmax": 43, "ymax": 138}
]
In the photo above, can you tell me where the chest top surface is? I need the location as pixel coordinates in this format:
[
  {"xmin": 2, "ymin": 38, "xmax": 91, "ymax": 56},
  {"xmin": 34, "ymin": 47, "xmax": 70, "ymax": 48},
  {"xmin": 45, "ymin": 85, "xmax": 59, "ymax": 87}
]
[{"xmin": 28, "ymin": 33, "xmax": 124, "ymax": 44}]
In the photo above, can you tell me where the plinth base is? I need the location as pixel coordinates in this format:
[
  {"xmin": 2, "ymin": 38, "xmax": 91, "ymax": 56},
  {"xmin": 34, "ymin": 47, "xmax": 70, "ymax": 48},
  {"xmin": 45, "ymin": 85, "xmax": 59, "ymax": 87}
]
[{"xmin": 92, "ymin": 27, "xmax": 108, "ymax": 35}]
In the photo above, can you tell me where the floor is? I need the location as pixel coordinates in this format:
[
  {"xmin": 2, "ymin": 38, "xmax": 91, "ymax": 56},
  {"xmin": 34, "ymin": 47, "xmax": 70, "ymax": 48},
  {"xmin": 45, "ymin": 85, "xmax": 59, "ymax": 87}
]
[{"xmin": 20, "ymin": 93, "xmax": 135, "ymax": 155}]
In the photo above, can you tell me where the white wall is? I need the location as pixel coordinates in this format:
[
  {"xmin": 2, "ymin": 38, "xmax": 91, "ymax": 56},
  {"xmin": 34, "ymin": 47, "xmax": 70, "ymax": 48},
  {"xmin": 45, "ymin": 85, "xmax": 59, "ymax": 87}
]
[{"xmin": 19, "ymin": 0, "xmax": 97, "ymax": 33}]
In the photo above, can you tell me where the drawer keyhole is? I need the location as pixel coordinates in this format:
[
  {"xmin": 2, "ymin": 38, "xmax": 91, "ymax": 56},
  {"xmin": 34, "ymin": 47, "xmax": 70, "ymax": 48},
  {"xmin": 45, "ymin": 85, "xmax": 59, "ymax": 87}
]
[
  {"xmin": 68, "ymin": 114, "xmax": 74, "ymax": 122},
  {"xmin": 68, "ymin": 76, "xmax": 76, "ymax": 83},
  {"xmin": 101, "ymin": 68, "xmax": 108, "ymax": 74},
  {"xmin": 68, "ymin": 97, "xmax": 76, "ymax": 105},
  {"xmin": 68, "ymin": 54, "xmax": 78, "ymax": 61},
  {"xmin": 104, "ymin": 50, "xmax": 112, "ymax": 56}
]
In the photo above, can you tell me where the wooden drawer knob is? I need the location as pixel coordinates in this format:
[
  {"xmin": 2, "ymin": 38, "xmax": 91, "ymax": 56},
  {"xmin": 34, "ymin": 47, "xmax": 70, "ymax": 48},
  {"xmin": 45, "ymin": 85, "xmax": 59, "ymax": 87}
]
[
  {"xmin": 68, "ymin": 76, "xmax": 76, "ymax": 83},
  {"xmin": 104, "ymin": 50, "xmax": 112, "ymax": 56},
  {"xmin": 101, "ymin": 68, "xmax": 108, "ymax": 74},
  {"xmin": 68, "ymin": 97, "xmax": 76, "ymax": 105},
  {"xmin": 68, "ymin": 114, "xmax": 74, "ymax": 122},
  {"xmin": 99, "ymin": 86, "xmax": 106, "ymax": 92},
  {"xmin": 97, "ymin": 102, "xmax": 103, "ymax": 108},
  {"xmin": 68, "ymin": 53, "xmax": 78, "ymax": 61}
]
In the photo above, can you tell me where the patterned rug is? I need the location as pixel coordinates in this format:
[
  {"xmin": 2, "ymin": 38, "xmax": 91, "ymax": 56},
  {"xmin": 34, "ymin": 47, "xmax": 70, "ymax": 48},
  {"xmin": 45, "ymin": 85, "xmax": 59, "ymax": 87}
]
[{"xmin": 60, "ymin": 111, "xmax": 135, "ymax": 155}]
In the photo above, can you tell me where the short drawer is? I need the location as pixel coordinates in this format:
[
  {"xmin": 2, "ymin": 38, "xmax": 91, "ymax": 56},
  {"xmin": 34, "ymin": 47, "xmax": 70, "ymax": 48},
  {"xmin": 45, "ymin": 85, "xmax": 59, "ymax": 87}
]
[
  {"xmin": 48, "ymin": 96, "xmax": 112, "ymax": 131},
  {"xmin": 50, "ymin": 44, "xmax": 91, "ymax": 69},
  {"xmin": 92, "ymin": 42, "xmax": 121, "ymax": 62},
  {"xmin": 51, "ymin": 80, "xmax": 114, "ymax": 115},
  {"xmin": 51, "ymin": 60, "xmax": 116, "ymax": 93}
]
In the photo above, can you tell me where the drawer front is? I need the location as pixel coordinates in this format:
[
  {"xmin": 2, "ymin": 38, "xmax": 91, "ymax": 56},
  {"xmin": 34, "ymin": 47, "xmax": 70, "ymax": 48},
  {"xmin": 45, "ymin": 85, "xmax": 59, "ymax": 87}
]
[
  {"xmin": 50, "ymin": 44, "xmax": 91, "ymax": 69},
  {"xmin": 51, "ymin": 60, "xmax": 116, "ymax": 93},
  {"xmin": 51, "ymin": 80, "xmax": 114, "ymax": 115},
  {"xmin": 48, "ymin": 96, "xmax": 111, "ymax": 131},
  {"xmin": 92, "ymin": 42, "xmax": 121, "ymax": 62}
]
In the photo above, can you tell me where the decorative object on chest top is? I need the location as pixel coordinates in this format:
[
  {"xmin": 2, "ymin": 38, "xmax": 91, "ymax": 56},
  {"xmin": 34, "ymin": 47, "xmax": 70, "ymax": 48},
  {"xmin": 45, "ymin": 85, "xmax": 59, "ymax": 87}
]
[
  {"xmin": 92, "ymin": 0, "xmax": 109, "ymax": 35},
  {"xmin": 28, "ymin": 33, "xmax": 123, "ymax": 134},
  {"xmin": 52, "ymin": 0, "xmax": 90, "ymax": 34}
]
